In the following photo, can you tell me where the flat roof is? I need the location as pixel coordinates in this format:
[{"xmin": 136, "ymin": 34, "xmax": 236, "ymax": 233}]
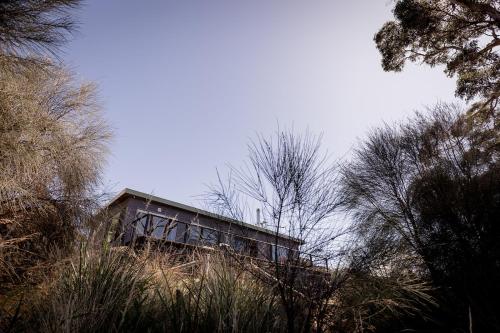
[{"xmin": 107, "ymin": 188, "xmax": 303, "ymax": 244}]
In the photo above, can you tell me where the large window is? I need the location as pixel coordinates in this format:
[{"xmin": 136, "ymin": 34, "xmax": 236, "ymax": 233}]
[
  {"xmin": 247, "ymin": 240, "xmax": 258, "ymax": 257},
  {"xmin": 188, "ymin": 226, "xmax": 219, "ymax": 245},
  {"xmin": 135, "ymin": 213, "xmax": 148, "ymax": 237},
  {"xmin": 150, "ymin": 216, "xmax": 167, "ymax": 239},
  {"xmin": 270, "ymin": 244, "xmax": 289, "ymax": 262},
  {"xmin": 188, "ymin": 225, "xmax": 201, "ymax": 242},
  {"xmin": 135, "ymin": 212, "xmax": 178, "ymax": 242},
  {"xmin": 201, "ymin": 228, "xmax": 219, "ymax": 245},
  {"xmin": 232, "ymin": 236, "xmax": 248, "ymax": 253},
  {"xmin": 165, "ymin": 221, "xmax": 177, "ymax": 241}
]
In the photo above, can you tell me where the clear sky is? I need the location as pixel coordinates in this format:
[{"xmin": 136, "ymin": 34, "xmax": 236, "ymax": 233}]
[{"xmin": 63, "ymin": 0, "xmax": 457, "ymax": 206}]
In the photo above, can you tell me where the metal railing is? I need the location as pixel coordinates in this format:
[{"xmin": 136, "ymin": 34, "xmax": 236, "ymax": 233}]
[{"xmin": 124, "ymin": 212, "xmax": 330, "ymax": 269}]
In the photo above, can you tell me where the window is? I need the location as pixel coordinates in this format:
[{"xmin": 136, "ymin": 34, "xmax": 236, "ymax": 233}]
[
  {"xmin": 247, "ymin": 240, "xmax": 258, "ymax": 257},
  {"xmin": 135, "ymin": 213, "xmax": 177, "ymax": 242},
  {"xmin": 165, "ymin": 220, "xmax": 177, "ymax": 241},
  {"xmin": 150, "ymin": 216, "xmax": 167, "ymax": 239},
  {"xmin": 201, "ymin": 228, "xmax": 218, "ymax": 245},
  {"xmin": 270, "ymin": 244, "xmax": 289, "ymax": 262},
  {"xmin": 135, "ymin": 213, "xmax": 148, "ymax": 237},
  {"xmin": 188, "ymin": 225, "xmax": 201, "ymax": 242},
  {"xmin": 232, "ymin": 236, "xmax": 247, "ymax": 253},
  {"xmin": 218, "ymin": 233, "xmax": 230, "ymax": 245}
]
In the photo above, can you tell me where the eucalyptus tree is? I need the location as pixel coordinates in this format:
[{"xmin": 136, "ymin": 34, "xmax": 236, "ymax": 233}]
[{"xmin": 375, "ymin": 0, "xmax": 500, "ymax": 117}]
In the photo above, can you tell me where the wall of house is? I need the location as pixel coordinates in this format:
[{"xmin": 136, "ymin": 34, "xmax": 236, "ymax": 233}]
[{"xmin": 115, "ymin": 195, "xmax": 300, "ymax": 260}]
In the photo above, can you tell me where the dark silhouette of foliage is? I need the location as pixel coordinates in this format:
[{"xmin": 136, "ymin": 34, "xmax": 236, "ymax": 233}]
[
  {"xmin": 341, "ymin": 103, "xmax": 500, "ymax": 332},
  {"xmin": 206, "ymin": 129, "xmax": 350, "ymax": 333},
  {"xmin": 0, "ymin": 0, "xmax": 80, "ymax": 62}
]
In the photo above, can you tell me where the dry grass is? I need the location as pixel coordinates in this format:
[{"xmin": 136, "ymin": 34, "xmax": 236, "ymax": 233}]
[
  {"xmin": 1, "ymin": 246, "xmax": 281, "ymax": 332},
  {"xmin": 0, "ymin": 243, "xmax": 438, "ymax": 333}
]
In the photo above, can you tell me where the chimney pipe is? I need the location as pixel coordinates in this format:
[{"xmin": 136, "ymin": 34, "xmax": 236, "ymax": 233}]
[{"xmin": 256, "ymin": 208, "xmax": 261, "ymax": 226}]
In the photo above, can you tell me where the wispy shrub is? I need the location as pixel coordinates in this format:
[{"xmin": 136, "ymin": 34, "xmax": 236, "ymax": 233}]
[{"xmin": 0, "ymin": 61, "xmax": 111, "ymax": 291}]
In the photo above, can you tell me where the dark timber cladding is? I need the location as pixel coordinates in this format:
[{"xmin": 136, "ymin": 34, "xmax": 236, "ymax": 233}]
[{"xmin": 107, "ymin": 188, "xmax": 303, "ymax": 261}]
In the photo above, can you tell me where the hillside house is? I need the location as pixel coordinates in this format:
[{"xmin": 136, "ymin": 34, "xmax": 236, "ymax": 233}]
[{"xmin": 107, "ymin": 188, "xmax": 303, "ymax": 262}]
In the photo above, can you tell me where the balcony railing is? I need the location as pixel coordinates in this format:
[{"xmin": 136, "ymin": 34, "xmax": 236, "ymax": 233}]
[{"xmin": 125, "ymin": 212, "xmax": 330, "ymax": 269}]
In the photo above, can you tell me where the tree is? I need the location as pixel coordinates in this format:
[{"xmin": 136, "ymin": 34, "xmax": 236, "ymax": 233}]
[
  {"xmin": 0, "ymin": 0, "xmax": 110, "ymax": 293},
  {"xmin": 0, "ymin": 0, "xmax": 81, "ymax": 63},
  {"xmin": 341, "ymin": 103, "xmax": 500, "ymax": 331},
  {"xmin": 206, "ymin": 129, "xmax": 349, "ymax": 333},
  {"xmin": 375, "ymin": 0, "xmax": 500, "ymax": 116},
  {"xmin": 0, "ymin": 62, "xmax": 111, "ymax": 287}
]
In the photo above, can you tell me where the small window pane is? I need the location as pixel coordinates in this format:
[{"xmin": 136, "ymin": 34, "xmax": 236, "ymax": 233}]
[
  {"xmin": 189, "ymin": 225, "xmax": 200, "ymax": 241},
  {"xmin": 166, "ymin": 220, "xmax": 177, "ymax": 241},
  {"xmin": 201, "ymin": 228, "xmax": 218, "ymax": 245},
  {"xmin": 150, "ymin": 216, "xmax": 167, "ymax": 239},
  {"xmin": 135, "ymin": 214, "xmax": 148, "ymax": 236}
]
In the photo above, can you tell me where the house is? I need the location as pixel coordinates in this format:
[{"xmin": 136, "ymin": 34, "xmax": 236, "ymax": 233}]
[{"xmin": 106, "ymin": 188, "xmax": 303, "ymax": 262}]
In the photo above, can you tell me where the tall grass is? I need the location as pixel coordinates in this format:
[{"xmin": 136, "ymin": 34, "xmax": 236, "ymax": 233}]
[
  {"xmin": 5, "ymin": 244, "xmax": 436, "ymax": 332},
  {"xmin": 28, "ymin": 247, "xmax": 152, "ymax": 333},
  {"xmin": 20, "ymin": 247, "xmax": 282, "ymax": 333},
  {"xmin": 150, "ymin": 252, "xmax": 281, "ymax": 332}
]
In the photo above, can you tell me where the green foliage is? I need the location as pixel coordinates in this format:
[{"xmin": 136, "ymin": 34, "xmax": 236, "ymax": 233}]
[{"xmin": 375, "ymin": 0, "xmax": 500, "ymax": 111}]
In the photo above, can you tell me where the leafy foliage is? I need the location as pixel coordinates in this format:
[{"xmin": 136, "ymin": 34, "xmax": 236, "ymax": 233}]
[{"xmin": 375, "ymin": 0, "xmax": 500, "ymax": 112}]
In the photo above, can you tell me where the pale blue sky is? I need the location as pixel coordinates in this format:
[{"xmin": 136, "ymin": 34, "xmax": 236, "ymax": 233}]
[{"xmin": 64, "ymin": 0, "xmax": 457, "ymax": 206}]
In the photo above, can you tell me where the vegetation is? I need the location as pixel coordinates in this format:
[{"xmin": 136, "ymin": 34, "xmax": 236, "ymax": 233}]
[
  {"xmin": 17, "ymin": 248, "xmax": 280, "ymax": 333},
  {"xmin": 374, "ymin": 2, "xmax": 500, "ymax": 330},
  {"xmin": 341, "ymin": 104, "xmax": 499, "ymax": 331},
  {"xmin": 0, "ymin": 0, "xmax": 111, "ymax": 327},
  {"xmin": 375, "ymin": 0, "xmax": 500, "ymax": 115},
  {"xmin": 3, "ymin": 244, "xmax": 436, "ymax": 333},
  {"xmin": 206, "ymin": 129, "xmax": 347, "ymax": 333},
  {"xmin": 0, "ymin": 60, "xmax": 110, "ymax": 291},
  {"xmin": 0, "ymin": 0, "xmax": 79, "ymax": 61}
]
